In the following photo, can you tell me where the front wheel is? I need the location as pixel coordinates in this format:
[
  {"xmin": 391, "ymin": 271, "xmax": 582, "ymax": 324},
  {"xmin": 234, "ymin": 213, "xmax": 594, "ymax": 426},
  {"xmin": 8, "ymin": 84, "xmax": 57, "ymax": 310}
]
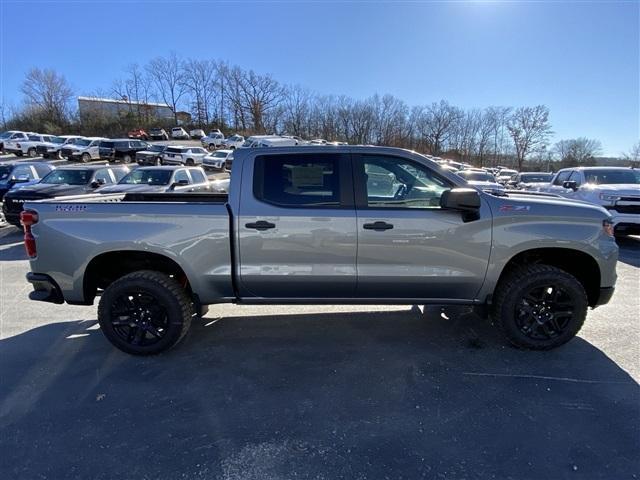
[
  {"xmin": 81, "ymin": 152, "xmax": 91, "ymax": 163},
  {"xmin": 155, "ymin": 156, "xmax": 162, "ymax": 166},
  {"xmin": 491, "ymin": 264, "xmax": 588, "ymax": 350},
  {"xmin": 27, "ymin": 147, "xmax": 37, "ymax": 157},
  {"xmin": 122, "ymin": 154, "xmax": 132, "ymax": 164},
  {"xmin": 97, "ymin": 270, "xmax": 194, "ymax": 355}
]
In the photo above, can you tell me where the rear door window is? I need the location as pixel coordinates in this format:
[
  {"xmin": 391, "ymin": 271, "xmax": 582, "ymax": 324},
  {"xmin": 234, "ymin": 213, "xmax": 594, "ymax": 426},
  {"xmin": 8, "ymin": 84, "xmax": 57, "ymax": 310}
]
[
  {"xmin": 94, "ymin": 168, "xmax": 113, "ymax": 184},
  {"xmin": 189, "ymin": 169, "xmax": 206, "ymax": 184},
  {"xmin": 253, "ymin": 153, "xmax": 344, "ymax": 208}
]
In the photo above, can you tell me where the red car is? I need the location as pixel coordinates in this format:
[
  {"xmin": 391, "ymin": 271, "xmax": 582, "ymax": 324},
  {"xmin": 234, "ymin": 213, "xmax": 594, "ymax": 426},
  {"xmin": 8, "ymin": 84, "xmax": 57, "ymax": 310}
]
[{"xmin": 127, "ymin": 128, "xmax": 149, "ymax": 140}]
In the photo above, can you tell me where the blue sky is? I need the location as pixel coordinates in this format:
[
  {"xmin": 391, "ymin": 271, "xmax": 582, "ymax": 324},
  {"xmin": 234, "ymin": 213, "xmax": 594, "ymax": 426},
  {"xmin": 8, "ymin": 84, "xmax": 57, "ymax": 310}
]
[{"xmin": 1, "ymin": 0, "xmax": 638, "ymax": 155}]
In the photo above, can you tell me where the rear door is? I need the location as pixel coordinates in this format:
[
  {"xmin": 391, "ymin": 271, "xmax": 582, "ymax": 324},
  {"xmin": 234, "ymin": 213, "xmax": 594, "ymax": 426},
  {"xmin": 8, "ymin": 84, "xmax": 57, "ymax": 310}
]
[
  {"xmin": 353, "ymin": 153, "xmax": 492, "ymax": 300},
  {"xmin": 238, "ymin": 152, "xmax": 357, "ymax": 298}
]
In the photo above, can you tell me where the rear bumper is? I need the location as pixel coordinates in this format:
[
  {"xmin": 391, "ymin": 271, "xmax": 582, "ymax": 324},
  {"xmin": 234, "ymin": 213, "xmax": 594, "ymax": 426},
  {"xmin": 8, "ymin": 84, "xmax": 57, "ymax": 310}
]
[
  {"xmin": 593, "ymin": 286, "xmax": 615, "ymax": 308},
  {"xmin": 26, "ymin": 273, "xmax": 65, "ymax": 304}
]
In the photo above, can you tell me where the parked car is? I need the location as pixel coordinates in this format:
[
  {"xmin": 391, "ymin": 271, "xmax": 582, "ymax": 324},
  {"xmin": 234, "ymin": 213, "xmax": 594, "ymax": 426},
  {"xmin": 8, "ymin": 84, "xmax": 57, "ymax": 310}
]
[
  {"xmin": 240, "ymin": 135, "xmax": 298, "ymax": 148},
  {"xmin": 2, "ymin": 164, "xmax": 129, "ymax": 227},
  {"xmin": 61, "ymin": 137, "xmax": 107, "ymax": 162},
  {"xmin": 0, "ymin": 131, "xmax": 29, "ymax": 154},
  {"xmin": 149, "ymin": 128, "xmax": 169, "ymax": 141},
  {"xmin": 128, "ymin": 128, "xmax": 149, "ymax": 140},
  {"xmin": 202, "ymin": 149, "xmax": 233, "ymax": 171},
  {"xmin": 507, "ymin": 172, "xmax": 554, "ymax": 190},
  {"xmin": 21, "ymin": 146, "xmax": 617, "ymax": 355},
  {"xmin": 136, "ymin": 144, "xmax": 167, "ymax": 166},
  {"xmin": 4, "ymin": 133, "xmax": 56, "ymax": 157},
  {"xmin": 496, "ymin": 169, "xmax": 519, "ymax": 184},
  {"xmin": 201, "ymin": 131, "xmax": 225, "ymax": 150},
  {"xmin": 209, "ymin": 177, "xmax": 230, "ymax": 193},
  {"xmin": 456, "ymin": 169, "xmax": 505, "ymax": 192},
  {"xmin": 171, "ymin": 127, "xmax": 190, "ymax": 140},
  {"xmin": 0, "ymin": 161, "xmax": 55, "ymax": 200},
  {"xmin": 36, "ymin": 135, "xmax": 84, "ymax": 159},
  {"xmin": 189, "ymin": 129, "xmax": 206, "ymax": 139},
  {"xmin": 222, "ymin": 134, "xmax": 244, "ymax": 149},
  {"xmin": 161, "ymin": 146, "xmax": 208, "ymax": 165},
  {"xmin": 99, "ymin": 139, "xmax": 150, "ymax": 164},
  {"xmin": 538, "ymin": 167, "xmax": 640, "ymax": 236},
  {"xmin": 97, "ymin": 166, "xmax": 210, "ymax": 194}
]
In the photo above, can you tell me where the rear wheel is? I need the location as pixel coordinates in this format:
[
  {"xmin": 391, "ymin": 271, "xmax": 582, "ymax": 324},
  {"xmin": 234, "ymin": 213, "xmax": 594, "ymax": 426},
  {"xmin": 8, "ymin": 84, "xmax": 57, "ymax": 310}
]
[
  {"xmin": 81, "ymin": 152, "xmax": 91, "ymax": 163},
  {"xmin": 97, "ymin": 270, "xmax": 194, "ymax": 355},
  {"xmin": 122, "ymin": 154, "xmax": 132, "ymax": 164},
  {"xmin": 491, "ymin": 264, "xmax": 588, "ymax": 350},
  {"xmin": 186, "ymin": 158, "xmax": 194, "ymax": 166},
  {"xmin": 155, "ymin": 156, "xmax": 162, "ymax": 166},
  {"xmin": 27, "ymin": 147, "xmax": 37, "ymax": 157}
]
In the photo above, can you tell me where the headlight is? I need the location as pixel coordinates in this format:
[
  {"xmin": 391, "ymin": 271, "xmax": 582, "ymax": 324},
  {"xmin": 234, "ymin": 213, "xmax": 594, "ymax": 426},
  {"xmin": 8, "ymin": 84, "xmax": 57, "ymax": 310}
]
[{"xmin": 599, "ymin": 193, "xmax": 621, "ymax": 203}]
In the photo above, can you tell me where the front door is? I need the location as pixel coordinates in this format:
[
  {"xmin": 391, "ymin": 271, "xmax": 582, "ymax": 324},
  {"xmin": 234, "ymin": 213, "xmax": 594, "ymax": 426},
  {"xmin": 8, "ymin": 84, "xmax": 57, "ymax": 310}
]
[
  {"xmin": 238, "ymin": 152, "xmax": 357, "ymax": 298},
  {"xmin": 353, "ymin": 154, "xmax": 492, "ymax": 300}
]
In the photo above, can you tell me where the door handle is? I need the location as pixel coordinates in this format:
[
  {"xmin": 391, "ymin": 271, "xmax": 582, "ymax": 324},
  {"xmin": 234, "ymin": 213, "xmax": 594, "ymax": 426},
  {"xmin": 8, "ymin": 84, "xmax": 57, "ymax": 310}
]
[
  {"xmin": 363, "ymin": 221, "xmax": 394, "ymax": 231},
  {"xmin": 245, "ymin": 220, "xmax": 276, "ymax": 231}
]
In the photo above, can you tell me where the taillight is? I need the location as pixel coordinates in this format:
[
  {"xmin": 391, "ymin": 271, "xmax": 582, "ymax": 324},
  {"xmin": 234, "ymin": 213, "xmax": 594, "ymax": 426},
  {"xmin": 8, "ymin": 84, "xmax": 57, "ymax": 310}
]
[
  {"xmin": 603, "ymin": 219, "xmax": 614, "ymax": 237},
  {"xmin": 20, "ymin": 210, "xmax": 39, "ymax": 258}
]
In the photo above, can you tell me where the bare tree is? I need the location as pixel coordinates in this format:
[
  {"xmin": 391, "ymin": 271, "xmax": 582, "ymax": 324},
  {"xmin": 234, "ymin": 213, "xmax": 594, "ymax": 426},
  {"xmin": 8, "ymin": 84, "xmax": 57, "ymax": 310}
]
[
  {"xmin": 507, "ymin": 105, "xmax": 552, "ymax": 170},
  {"xmin": 553, "ymin": 137, "xmax": 602, "ymax": 166},
  {"xmin": 421, "ymin": 100, "xmax": 462, "ymax": 155},
  {"xmin": 20, "ymin": 68, "xmax": 74, "ymax": 126},
  {"xmin": 622, "ymin": 141, "xmax": 640, "ymax": 163},
  {"xmin": 146, "ymin": 53, "xmax": 188, "ymax": 123},
  {"xmin": 237, "ymin": 70, "xmax": 284, "ymax": 133},
  {"xmin": 183, "ymin": 59, "xmax": 218, "ymax": 127}
]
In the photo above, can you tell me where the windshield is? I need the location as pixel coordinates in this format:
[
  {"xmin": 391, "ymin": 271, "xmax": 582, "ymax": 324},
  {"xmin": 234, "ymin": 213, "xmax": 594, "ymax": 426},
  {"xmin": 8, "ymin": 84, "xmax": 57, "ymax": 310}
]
[
  {"xmin": 584, "ymin": 169, "xmax": 640, "ymax": 185},
  {"xmin": 520, "ymin": 173, "xmax": 553, "ymax": 183},
  {"xmin": 229, "ymin": 135, "xmax": 240, "ymax": 141},
  {"xmin": 28, "ymin": 135, "xmax": 42, "ymax": 141},
  {"xmin": 213, "ymin": 152, "xmax": 228, "ymax": 158},
  {"xmin": 51, "ymin": 137, "xmax": 66, "ymax": 144},
  {"xmin": 459, "ymin": 171, "xmax": 494, "ymax": 182},
  {"xmin": 0, "ymin": 131, "xmax": 15, "ymax": 139},
  {"xmin": 75, "ymin": 139, "xmax": 91, "ymax": 147},
  {"xmin": 149, "ymin": 145, "xmax": 165, "ymax": 152},
  {"xmin": 119, "ymin": 169, "xmax": 172, "ymax": 186},
  {"xmin": 41, "ymin": 169, "xmax": 91, "ymax": 185}
]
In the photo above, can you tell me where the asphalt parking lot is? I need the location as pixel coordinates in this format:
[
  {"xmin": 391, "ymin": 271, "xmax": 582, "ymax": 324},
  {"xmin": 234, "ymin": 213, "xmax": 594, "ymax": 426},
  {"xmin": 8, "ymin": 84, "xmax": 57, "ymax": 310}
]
[{"xmin": 0, "ymin": 227, "xmax": 638, "ymax": 479}]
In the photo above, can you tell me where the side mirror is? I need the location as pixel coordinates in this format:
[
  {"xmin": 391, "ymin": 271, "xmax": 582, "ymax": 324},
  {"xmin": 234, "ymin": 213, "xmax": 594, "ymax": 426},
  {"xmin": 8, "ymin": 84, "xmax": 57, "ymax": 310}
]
[
  {"xmin": 91, "ymin": 179, "xmax": 106, "ymax": 188},
  {"xmin": 170, "ymin": 179, "xmax": 189, "ymax": 190},
  {"xmin": 440, "ymin": 188, "xmax": 481, "ymax": 212},
  {"xmin": 11, "ymin": 175, "xmax": 30, "ymax": 184},
  {"xmin": 562, "ymin": 180, "xmax": 578, "ymax": 191}
]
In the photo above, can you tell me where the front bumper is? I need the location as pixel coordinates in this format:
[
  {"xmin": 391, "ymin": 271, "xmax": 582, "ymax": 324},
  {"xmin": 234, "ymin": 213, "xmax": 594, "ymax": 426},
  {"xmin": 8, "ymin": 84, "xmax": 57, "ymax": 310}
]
[{"xmin": 26, "ymin": 273, "xmax": 64, "ymax": 304}]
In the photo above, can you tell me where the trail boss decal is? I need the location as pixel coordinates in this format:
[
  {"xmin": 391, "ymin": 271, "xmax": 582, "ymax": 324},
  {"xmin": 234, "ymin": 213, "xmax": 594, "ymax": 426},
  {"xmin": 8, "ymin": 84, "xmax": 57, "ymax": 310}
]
[{"xmin": 55, "ymin": 205, "xmax": 87, "ymax": 212}]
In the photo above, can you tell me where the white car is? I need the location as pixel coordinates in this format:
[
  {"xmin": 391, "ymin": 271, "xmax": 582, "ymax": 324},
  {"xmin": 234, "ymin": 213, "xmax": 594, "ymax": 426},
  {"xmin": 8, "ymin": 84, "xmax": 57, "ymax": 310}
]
[
  {"xmin": 202, "ymin": 149, "xmax": 233, "ymax": 171},
  {"xmin": 1, "ymin": 131, "xmax": 29, "ymax": 154},
  {"xmin": 4, "ymin": 133, "xmax": 53, "ymax": 157},
  {"xmin": 201, "ymin": 132, "xmax": 225, "ymax": 150},
  {"xmin": 222, "ymin": 134, "xmax": 244, "ymax": 149},
  {"xmin": 189, "ymin": 129, "xmax": 205, "ymax": 139},
  {"xmin": 171, "ymin": 127, "xmax": 190, "ymax": 140},
  {"xmin": 61, "ymin": 137, "xmax": 107, "ymax": 162},
  {"xmin": 538, "ymin": 167, "xmax": 640, "ymax": 236},
  {"xmin": 506, "ymin": 172, "xmax": 554, "ymax": 191},
  {"xmin": 496, "ymin": 168, "xmax": 519, "ymax": 185},
  {"xmin": 161, "ymin": 146, "xmax": 209, "ymax": 165},
  {"xmin": 240, "ymin": 135, "xmax": 299, "ymax": 148},
  {"xmin": 36, "ymin": 135, "xmax": 84, "ymax": 159},
  {"xmin": 456, "ymin": 169, "xmax": 505, "ymax": 192}
]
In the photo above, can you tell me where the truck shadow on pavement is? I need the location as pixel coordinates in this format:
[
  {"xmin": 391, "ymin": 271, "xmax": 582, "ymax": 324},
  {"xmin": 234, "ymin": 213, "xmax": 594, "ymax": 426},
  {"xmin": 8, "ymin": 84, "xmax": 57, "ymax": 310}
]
[
  {"xmin": 0, "ymin": 308, "xmax": 638, "ymax": 480},
  {"xmin": 617, "ymin": 236, "xmax": 640, "ymax": 267}
]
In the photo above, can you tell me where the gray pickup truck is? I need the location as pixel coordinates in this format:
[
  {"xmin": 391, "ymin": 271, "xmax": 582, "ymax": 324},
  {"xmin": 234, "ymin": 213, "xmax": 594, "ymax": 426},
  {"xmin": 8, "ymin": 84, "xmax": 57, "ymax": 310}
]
[{"xmin": 20, "ymin": 146, "xmax": 618, "ymax": 355}]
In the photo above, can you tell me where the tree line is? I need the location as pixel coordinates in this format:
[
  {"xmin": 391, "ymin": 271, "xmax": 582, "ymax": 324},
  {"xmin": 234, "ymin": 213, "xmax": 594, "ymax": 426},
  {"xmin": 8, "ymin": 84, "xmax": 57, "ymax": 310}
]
[{"xmin": 2, "ymin": 55, "xmax": 638, "ymax": 169}]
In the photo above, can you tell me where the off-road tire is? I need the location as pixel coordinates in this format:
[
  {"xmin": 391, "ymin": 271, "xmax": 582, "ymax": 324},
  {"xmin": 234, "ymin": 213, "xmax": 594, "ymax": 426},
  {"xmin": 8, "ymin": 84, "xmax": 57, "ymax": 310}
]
[
  {"xmin": 98, "ymin": 270, "xmax": 193, "ymax": 355},
  {"xmin": 491, "ymin": 264, "xmax": 588, "ymax": 350}
]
